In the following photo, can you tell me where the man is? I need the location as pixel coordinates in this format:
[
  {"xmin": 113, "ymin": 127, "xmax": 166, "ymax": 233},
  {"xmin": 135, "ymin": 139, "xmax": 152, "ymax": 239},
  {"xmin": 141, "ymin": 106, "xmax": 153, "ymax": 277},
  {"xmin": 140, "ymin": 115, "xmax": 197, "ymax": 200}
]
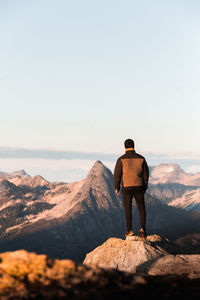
[{"xmin": 114, "ymin": 139, "xmax": 149, "ymax": 238}]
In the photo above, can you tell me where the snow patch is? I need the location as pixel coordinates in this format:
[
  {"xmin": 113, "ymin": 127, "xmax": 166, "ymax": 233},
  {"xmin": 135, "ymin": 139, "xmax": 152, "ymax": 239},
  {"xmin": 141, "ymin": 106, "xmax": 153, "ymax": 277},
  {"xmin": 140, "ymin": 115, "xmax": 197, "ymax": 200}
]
[
  {"xmin": 164, "ymin": 167, "xmax": 174, "ymax": 173},
  {"xmin": 169, "ymin": 188, "xmax": 200, "ymax": 211}
]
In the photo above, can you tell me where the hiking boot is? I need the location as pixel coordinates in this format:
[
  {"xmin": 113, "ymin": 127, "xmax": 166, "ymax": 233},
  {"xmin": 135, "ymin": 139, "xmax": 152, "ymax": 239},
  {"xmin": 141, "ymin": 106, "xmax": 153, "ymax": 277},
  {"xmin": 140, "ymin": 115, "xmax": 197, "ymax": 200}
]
[
  {"xmin": 139, "ymin": 228, "xmax": 147, "ymax": 239},
  {"xmin": 125, "ymin": 230, "xmax": 135, "ymax": 237}
]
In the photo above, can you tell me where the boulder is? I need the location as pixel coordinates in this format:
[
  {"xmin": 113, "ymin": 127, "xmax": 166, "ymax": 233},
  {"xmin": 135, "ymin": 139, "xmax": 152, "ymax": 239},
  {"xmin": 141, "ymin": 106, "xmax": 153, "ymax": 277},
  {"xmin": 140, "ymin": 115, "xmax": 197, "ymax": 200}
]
[
  {"xmin": 83, "ymin": 234, "xmax": 180, "ymax": 272},
  {"xmin": 84, "ymin": 234, "xmax": 200, "ymax": 279},
  {"xmin": 146, "ymin": 254, "xmax": 200, "ymax": 278}
]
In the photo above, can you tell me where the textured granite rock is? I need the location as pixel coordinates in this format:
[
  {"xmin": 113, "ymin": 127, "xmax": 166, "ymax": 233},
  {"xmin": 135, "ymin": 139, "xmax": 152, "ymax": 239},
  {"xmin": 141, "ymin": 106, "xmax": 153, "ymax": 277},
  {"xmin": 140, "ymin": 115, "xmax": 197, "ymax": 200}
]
[
  {"xmin": 146, "ymin": 254, "xmax": 200, "ymax": 278},
  {"xmin": 83, "ymin": 234, "xmax": 181, "ymax": 272}
]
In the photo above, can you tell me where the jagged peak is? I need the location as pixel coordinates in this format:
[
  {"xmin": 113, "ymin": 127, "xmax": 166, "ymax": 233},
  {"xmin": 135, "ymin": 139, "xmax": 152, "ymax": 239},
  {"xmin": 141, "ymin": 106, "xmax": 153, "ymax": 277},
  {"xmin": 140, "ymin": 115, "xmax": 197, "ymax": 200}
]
[
  {"xmin": 11, "ymin": 169, "xmax": 27, "ymax": 176},
  {"xmin": 92, "ymin": 160, "xmax": 104, "ymax": 167},
  {"xmin": 33, "ymin": 174, "xmax": 48, "ymax": 181},
  {"xmin": 32, "ymin": 175, "xmax": 49, "ymax": 186},
  {"xmin": 23, "ymin": 174, "xmax": 49, "ymax": 186},
  {"xmin": 87, "ymin": 160, "xmax": 112, "ymax": 178}
]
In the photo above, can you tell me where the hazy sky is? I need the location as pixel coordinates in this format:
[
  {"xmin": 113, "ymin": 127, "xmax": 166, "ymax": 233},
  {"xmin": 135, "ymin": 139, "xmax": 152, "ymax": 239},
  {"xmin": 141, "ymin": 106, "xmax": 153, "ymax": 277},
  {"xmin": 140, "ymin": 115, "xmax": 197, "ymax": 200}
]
[{"xmin": 0, "ymin": 1, "xmax": 200, "ymax": 181}]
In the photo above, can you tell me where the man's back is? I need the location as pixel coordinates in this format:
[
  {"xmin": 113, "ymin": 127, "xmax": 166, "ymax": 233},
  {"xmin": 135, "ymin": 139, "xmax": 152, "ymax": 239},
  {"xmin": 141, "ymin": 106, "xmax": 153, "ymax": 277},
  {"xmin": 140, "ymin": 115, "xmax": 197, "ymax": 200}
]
[{"xmin": 114, "ymin": 148, "xmax": 149, "ymax": 192}]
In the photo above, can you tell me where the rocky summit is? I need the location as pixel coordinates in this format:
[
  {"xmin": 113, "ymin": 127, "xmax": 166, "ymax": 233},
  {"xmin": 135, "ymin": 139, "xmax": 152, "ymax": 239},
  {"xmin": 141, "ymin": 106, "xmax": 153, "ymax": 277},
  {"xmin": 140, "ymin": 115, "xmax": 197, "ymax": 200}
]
[
  {"xmin": 84, "ymin": 235, "xmax": 169, "ymax": 272},
  {"xmin": 83, "ymin": 234, "xmax": 200, "ymax": 278},
  {"xmin": 0, "ymin": 248, "xmax": 200, "ymax": 299}
]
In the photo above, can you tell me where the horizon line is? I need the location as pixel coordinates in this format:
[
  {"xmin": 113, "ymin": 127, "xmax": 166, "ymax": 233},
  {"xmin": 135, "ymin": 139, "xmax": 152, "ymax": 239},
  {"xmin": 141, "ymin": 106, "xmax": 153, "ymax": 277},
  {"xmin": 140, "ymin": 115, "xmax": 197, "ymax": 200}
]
[{"xmin": 0, "ymin": 146, "xmax": 199, "ymax": 161}]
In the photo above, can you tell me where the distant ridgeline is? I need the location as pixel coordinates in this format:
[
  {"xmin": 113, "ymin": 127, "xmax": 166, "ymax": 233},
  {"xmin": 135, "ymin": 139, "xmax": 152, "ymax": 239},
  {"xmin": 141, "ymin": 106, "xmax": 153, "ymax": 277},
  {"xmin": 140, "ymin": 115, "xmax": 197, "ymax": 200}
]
[{"xmin": 0, "ymin": 161, "xmax": 199, "ymax": 262}]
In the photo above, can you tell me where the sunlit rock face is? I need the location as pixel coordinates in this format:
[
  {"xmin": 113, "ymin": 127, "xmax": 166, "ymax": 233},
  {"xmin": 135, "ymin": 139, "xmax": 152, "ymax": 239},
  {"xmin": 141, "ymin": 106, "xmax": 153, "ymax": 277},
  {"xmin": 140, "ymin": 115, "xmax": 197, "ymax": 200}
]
[
  {"xmin": 84, "ymin": 234, "xmax": 200, "ymax": 279},
  {"xmin": 83, "ymin": 235, "xmax": 181, "ymax": 272},
  {"xmin": 84, "ymin": 235, "xmax": 167, "ymax": 272}
]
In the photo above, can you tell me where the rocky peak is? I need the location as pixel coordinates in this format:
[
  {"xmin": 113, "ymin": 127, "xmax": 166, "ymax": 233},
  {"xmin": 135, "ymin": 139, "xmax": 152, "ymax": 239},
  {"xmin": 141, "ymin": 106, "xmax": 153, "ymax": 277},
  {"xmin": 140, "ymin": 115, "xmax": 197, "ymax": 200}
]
[
  {"xmin": 31, "ymin": 175, "xmax": 49, "ymax": 186},
  {"xmin": 82, "ymin": 160, "xmax": 114, "ymax": 193},
  {"xmin": 11, "ymin": 169, "xmax": 27, "ymax": 177},
  {"xmin": 87, "ymin": 160, "xmax": 112, "ymax": 178},
  {"xmin": 76, "ymin": 160, "xmax": 119, "ymax": 211},
  {"xmin": 8, "ymin": 174, "xmax": 50, "ymax": 188}
]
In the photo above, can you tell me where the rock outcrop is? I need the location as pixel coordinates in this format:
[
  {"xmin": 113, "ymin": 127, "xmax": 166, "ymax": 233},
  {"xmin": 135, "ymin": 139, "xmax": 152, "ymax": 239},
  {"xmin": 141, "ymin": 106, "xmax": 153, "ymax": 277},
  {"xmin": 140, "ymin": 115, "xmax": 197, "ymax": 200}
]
[
  {"xmin": 83, "ymin": 234, "xmax": 200, "ymax": 278},
  {"xmin": 0, "ymin": 249, "xmax": 200, "ymax": 299},
  {"xmin": 84, "ymin": 235, "xmax": 170, "ymax": 272},
  {"xmin": 144, "ymin": 254, "xmax": 200, "ymax": 278}
]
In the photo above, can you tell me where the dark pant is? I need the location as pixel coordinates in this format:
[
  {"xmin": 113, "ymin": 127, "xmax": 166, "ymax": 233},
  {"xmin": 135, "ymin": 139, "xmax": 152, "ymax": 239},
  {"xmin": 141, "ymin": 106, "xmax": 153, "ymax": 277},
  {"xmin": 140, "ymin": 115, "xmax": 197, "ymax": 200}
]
[{"xmin": 122, "ymin": 189, "xmax": 146, "ymax": 232}]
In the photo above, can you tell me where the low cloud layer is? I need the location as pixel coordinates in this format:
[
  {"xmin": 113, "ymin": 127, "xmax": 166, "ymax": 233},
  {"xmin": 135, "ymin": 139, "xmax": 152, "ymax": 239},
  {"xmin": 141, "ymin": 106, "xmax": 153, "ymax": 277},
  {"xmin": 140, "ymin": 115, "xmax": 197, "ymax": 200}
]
[
  {"xmin": 0, "ymin": 147, "xmax": 117, "ymax": 161},
  {"xmin": 0, "ymin": 147, "xmax": 199, "ymax": 182},
  {"xmin": 0, "ymin": 147, "xmax": 199, "ymax": 162}
]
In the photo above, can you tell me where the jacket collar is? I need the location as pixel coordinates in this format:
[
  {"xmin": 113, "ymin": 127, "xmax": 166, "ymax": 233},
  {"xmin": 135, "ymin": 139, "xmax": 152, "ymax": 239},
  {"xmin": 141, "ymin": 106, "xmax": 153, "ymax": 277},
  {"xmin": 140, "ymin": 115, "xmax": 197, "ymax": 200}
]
[{"xmin": 125, "ymin": 147, "xmax": 135, "ymax": 153}]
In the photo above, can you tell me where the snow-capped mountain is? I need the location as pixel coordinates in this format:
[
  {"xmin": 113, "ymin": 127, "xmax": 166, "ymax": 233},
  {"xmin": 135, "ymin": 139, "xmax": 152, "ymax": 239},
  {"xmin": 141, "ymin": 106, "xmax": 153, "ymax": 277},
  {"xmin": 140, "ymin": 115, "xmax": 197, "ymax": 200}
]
[
  {"xmin": 169, "ymin": 188, "xmax": 200, "ymax": 211},
  {"xmin": 0, "ymin": 162, "xmax": 199, "ymax": 262},
  {"xmin": 149, "ymin": 164, "xmax": 200, "ymax": 186}
]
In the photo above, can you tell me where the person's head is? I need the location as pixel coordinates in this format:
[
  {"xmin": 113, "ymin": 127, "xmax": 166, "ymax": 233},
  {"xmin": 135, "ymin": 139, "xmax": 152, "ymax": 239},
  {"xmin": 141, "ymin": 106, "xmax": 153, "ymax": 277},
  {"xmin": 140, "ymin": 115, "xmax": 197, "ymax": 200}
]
[{"xmin": 124, "ymin": 139, "xmax": 135, "ymax": 149}]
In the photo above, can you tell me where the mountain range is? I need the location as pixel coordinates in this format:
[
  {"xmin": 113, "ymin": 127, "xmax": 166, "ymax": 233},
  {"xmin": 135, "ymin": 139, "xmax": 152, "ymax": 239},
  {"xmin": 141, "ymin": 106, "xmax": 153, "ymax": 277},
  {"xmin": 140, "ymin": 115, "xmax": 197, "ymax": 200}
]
[
  {"xmin": 148, "ymin": 163, "xmax": 200, "ymax": 210},
  {"xmin": 0, "ymin": 161, "xmax": 199, "ymax": 262},
  {"xmin": 149, "ymin": 163, "xmax": 200, "ymax": 185}
]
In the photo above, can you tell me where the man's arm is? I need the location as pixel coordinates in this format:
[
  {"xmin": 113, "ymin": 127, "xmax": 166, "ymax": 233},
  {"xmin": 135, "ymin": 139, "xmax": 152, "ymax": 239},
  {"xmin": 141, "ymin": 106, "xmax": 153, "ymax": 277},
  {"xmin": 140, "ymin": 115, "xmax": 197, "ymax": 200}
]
[
  {"xmin": 142, "ymin": 159, "xmax": 149, "ymax": 192},
  {"xmin": 114, "ymin": 158, "xmax": 122, "ymax": 192}
]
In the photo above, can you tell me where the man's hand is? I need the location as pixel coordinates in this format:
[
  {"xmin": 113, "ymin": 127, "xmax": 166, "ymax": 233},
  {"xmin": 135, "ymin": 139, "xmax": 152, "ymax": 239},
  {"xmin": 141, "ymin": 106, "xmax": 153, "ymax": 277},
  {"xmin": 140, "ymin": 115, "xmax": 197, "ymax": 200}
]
[{"xmin": 115, "ymin": 189, "xmax": 120, "ymax": 196}]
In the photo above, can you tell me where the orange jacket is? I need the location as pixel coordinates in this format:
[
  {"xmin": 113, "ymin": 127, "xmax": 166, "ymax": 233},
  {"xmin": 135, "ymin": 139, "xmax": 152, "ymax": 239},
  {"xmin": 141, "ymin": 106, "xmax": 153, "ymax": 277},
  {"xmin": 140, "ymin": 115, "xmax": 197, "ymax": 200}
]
[{"xmin": 114, "ymin": 148, "xmax": 149, "ymax": 191}]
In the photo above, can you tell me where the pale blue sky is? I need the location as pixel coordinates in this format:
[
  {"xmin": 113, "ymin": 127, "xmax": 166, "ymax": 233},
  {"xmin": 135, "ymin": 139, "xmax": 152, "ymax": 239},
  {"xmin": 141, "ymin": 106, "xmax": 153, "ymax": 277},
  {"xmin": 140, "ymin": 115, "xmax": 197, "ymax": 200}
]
[{"xmin": 0, "ymin": 1, "xmax": 200, "ymax": 181}]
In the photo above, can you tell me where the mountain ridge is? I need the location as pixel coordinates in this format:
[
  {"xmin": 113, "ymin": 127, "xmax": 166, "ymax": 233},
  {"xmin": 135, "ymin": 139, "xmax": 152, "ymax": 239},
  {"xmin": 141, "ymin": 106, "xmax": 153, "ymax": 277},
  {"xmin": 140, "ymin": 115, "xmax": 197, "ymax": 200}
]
[
  {"xmin": 0, "ymin": 161, "xmax": 199, "ymax": 262},
  {"xmin": 1, "ymin": 161, "xmax": 200, "ymax": 185},
  {"xmin": 0, "ymin": 169, "xmax": 27, "ymax": 178}
]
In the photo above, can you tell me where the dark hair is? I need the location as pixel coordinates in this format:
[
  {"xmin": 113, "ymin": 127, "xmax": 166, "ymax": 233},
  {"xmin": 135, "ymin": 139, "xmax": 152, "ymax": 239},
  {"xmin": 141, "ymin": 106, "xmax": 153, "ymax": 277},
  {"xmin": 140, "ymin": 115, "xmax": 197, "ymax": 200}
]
[{"xmin": 124, "ymin": 139, "xmax": 134, "ymax": 149}]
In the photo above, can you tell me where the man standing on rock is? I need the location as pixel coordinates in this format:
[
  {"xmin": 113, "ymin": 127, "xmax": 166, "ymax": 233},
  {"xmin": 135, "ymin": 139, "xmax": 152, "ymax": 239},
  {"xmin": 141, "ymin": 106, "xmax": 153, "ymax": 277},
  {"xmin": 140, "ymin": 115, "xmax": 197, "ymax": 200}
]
[{"xmin": 114, "ymin": 139, "xmax": 149, "ymax": 238}]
